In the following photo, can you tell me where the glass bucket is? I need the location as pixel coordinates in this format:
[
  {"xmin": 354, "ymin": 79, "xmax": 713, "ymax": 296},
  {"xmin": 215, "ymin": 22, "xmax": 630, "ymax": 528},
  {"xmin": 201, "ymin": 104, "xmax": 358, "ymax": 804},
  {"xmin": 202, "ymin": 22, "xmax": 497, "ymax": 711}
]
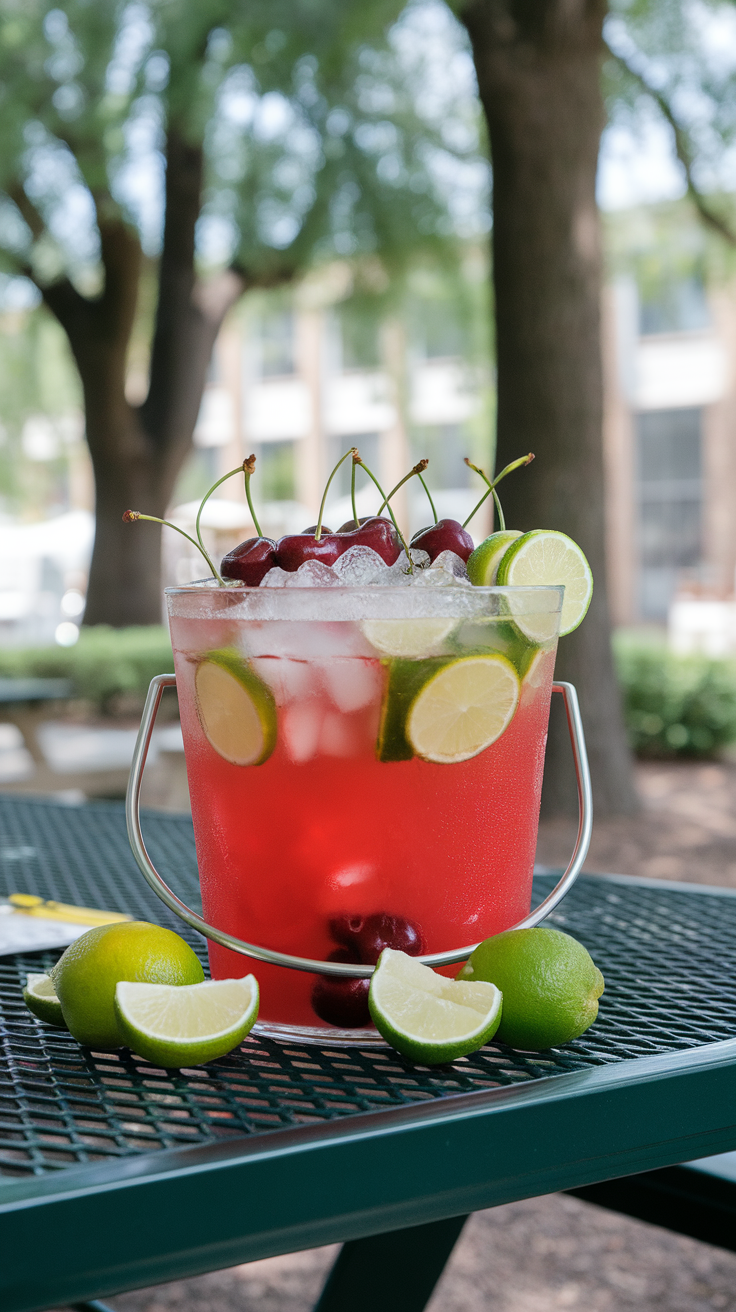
[{"xmin": 126, "ymin": 583, "xmax": 592, "ymax": 1045}]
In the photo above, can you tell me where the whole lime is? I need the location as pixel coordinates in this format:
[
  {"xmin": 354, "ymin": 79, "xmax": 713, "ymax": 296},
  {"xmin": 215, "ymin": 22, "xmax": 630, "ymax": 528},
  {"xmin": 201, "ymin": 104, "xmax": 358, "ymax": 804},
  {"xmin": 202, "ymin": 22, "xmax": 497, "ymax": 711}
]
[
  {"xmin": 52, "ymin": 921, "xmax": 204, "ymax": 1049},
  {"xmin": 457, "ymin": 927, "xmax": 604, "ymax": 1050}
]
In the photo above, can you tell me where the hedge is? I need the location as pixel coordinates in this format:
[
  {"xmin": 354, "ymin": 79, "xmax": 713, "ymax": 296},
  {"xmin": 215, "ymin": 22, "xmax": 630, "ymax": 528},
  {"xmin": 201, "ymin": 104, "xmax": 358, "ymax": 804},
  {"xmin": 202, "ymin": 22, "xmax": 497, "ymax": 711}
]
[
  {"xmin": 614, "ymin": 631, "xmax": 736, "ymax": 758},
  {"xmin": 0, "ymin": 626, "xmax": 174, "ymax": 712}
]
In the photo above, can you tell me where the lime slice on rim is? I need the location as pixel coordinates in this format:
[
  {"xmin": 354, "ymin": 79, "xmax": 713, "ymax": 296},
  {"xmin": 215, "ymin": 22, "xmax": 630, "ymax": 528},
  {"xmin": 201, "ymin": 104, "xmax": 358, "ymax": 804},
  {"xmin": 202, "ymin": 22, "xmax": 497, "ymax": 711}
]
[
  {"xmin": 115, "ymin": 976, "xmax": 259, "ymax": 1068},
  {"xmin": 23, "ymin": 973, "xmax": 67, "ymax": 1028},
  {"xmin": 369, "ymin": 948, "xmax": 502, "ymax": 1064},
  {"xmin": 466, "ymin": 530, "xmax": 523, "ymax": 586},
  {"xmin": 362, "ymin": 618, "xmax": 456, "ymax": 658},
  {"xmin": 496, "ymin": 530, "xmax": 592, "ymax": 639},
  {"xmin": 406, "ymin": 654, "xmax": 519, "ymax": 764},
  {"xmin": 195, "ymin": 650, "xmax": 276, "ymax": 766}
]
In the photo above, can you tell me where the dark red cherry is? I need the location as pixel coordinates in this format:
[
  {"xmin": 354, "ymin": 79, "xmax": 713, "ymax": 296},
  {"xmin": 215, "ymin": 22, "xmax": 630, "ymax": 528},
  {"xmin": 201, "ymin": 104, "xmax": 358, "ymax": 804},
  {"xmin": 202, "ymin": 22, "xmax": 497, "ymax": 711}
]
[
  {"xmin": 220, "ymin": 536, "xmax": 277, "ymax": 585},
  {"xmin": 410, "ymin": 519, "xmax": 474, "ymax": 563},
  {"xmin": 276, "ymin": 533, "xmax": 346, "ymax": 571},
  {"xmin": 311, "ymin": 947, "xmax": 370, "ymax": 1028},
  {"xmin": 301, "ymin": 525, "xmax": 333, "ymax": 535},
  {"xmin": 338, "ymin": 516, "xmax": 401, "ymax": 566},
  {"xmin": 329, "ymin": 912, "xmax": 425, "ymax": 963},
  {"xmin": 337, "ymin": 516, "xmax": 373, "ymax": 532}
]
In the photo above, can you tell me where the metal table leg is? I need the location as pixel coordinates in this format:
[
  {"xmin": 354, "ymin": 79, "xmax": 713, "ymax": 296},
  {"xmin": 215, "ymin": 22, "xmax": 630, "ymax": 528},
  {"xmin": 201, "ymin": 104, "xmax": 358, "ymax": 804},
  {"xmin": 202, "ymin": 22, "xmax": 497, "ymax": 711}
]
[{"xmin": 313, "ymin": 1215, "xmax": 468, "ymax": 1312}]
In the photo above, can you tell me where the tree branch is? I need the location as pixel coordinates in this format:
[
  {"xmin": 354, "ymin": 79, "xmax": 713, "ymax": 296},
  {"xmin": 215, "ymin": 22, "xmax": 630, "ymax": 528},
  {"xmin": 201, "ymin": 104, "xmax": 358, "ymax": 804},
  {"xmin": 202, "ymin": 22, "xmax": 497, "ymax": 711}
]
[{"xmin": 605, "ymin": 39, "xmax": 736, "ymax": 247}]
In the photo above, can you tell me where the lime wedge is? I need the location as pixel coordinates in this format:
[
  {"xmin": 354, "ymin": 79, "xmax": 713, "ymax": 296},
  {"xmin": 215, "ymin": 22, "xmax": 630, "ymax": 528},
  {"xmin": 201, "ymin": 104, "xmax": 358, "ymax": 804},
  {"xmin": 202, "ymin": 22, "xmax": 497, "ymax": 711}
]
[
  {"xmin": 369, "ymin": 948, "xmax": 502, "ymax": 1064},
  {"xmin": 362, "ymin": 618, "xmax": 456, "ymax": 658},
  {"xmin": 466, "ymin": 530, "xmax": 522, "ymax": 586},
  {"xmin": 195, "ymin": 649, "xmax": 276, "ymax": 765},
  {"xmin": 23, "ymin": 972, "xmax": 67, "ymax": 1028},
  {"xmin": 496, "ymin": 530, "xmax": 592, "ymax": 638},
  {"xmin": 406, "ymin": 654, "xmax": 519, "ymax": 763},
  {"xmin": 115, "ymin": 976, "xmax": 259, "ymax": 1067},
  {"xmin": 377, "ymin": 658, "xmax": 438, "ymax": 762}
]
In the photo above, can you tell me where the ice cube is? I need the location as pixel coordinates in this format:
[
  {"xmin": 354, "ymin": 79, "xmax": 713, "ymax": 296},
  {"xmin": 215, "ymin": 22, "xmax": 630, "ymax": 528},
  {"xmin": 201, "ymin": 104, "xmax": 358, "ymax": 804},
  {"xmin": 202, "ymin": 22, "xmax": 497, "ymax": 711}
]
[
  {"xmin": 260, "ymin": 567, "xmax": 289, "ymax": 587},
  {"xmin": 415, "ymin": 550, "xmax": 471, "ymax": 587},
  {"xmin": 252, "ymin": 656, "xmax": 315, "ymax": 703},
  {"xmin": 370, "ymin": 548, "xmax": 430, "ymax": 585},
  {"xmin": 321, "ymin": 658, "xmax": 383, "ymax": 712},
  {"xmin": 283, "ymin": 703, "xmax": 323, "ymax": 762},
  {"xmin": 286, "ymin": 560, "xmax": 341, "ymax": 587},
  {"xmin": 332, "ymin": 545, "xmax": 387, "ymax": 585}
]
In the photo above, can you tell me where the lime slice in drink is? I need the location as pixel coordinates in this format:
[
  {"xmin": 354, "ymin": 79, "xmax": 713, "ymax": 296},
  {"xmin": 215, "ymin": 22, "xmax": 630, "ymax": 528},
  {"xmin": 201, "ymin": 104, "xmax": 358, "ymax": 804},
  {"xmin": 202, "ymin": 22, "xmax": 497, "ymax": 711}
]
[
  {"xmin": 23, "ymin": 972, "xmax": 67, "ymax": 1028},
  {"xmin": 466, "ymin": 530, "xmax": 522, "ymax": 586},
  {"xmin": 195, "ymin": 650, "xmax": 277, "ymax": 765},
  {"xmin": 496, "ymin": 530, "xmax": 593, "ymax": 639},
  {"xmin": 406, "ymin": 654, "xmax": 519, "ymax": 764},
  {"xmin": 362, "ymin": 618, "xmax": 456, "ymax": 658},
  {"xmin": 369, "ymin": 948, "xmax": 502, "ymax": 1064},
  {"xmin": 115, "ymin": 976, "xmax": 259, "ymax": 1068}
]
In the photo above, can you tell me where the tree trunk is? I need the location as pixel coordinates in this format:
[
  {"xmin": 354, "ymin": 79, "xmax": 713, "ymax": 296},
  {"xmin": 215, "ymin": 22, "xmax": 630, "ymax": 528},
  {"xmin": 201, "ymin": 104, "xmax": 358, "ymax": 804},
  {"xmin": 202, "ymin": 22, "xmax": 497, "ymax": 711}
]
[
  {"xmin": 42, "ymin": 135, "xmax": 244, "ymax": 627},
  {"xmin": 461, "ymin": 0, "xmax": 638, "ymax": 818}
]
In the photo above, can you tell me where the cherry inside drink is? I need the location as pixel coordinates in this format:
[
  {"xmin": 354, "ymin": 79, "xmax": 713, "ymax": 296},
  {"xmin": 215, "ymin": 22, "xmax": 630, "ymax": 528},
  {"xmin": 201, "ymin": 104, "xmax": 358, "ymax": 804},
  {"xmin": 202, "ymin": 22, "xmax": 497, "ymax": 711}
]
[{"xmin": 167, "ymin": 582, "xmax": 562, "ymax": 1039}]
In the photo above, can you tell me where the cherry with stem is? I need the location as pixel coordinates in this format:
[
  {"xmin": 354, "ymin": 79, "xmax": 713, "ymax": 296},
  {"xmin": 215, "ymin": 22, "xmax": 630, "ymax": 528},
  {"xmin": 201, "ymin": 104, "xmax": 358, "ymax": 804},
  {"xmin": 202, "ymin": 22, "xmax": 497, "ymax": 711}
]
[
  {"xmin": 463, "ymin": 453, "xmax": 535, "ymax": 529},
  {"xmin": 314, "ymin": 447, "xmax": 357, "ymax": 542},
  {"xmin": 122, "ymin": 510, "xmax": 223, "ymax": 584},
  {"xmin": 353, "ymin": 453, "xmax": 414, "ymax": 570},
  {"xmin": 417, "ymin": 470, "xmax": 438, "ymax": 524},
  {"xmin": 376, "ymin": 459, "xmax": 429, "ymax": 516}
]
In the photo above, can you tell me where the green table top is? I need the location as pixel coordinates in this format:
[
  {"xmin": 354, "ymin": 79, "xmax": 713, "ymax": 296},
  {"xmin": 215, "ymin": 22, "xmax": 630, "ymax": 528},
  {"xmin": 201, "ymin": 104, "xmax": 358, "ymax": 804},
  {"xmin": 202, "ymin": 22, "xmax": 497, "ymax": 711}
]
[{"xmin": 0, "ymin": 796, "xmax": 735, "ymax": 1312}]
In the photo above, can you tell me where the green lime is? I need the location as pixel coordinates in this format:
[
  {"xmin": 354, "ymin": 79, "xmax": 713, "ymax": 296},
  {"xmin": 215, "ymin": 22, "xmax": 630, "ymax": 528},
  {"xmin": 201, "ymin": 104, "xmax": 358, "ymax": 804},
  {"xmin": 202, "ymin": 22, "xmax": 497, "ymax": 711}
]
[
  {"xmin": 407, "ymin": 654, "xmax": 519, "ymax": 763},
  {"xmin": 195, "ymin": 648, "xmax": 277, "ymax": 766},
  {"xmin": 496, "ymin": 530, "xmax": 593, "ymax": 639},
  {"xmin": 115, "ymin": 976, "xmax": 259, "ymax": 1068},
  {"xmin": 467, "ymin": 530, "xmax": 523, "ymax": 586},
  {"xmin": 457, "ymin": 927, "xmax": 604, "ymax": 1050},
  {"xmin": 369, "ymin": 948, "xmax": 502, "ymax": 1064},
  {"xmin": 362, "ymin": 618, "xmax": 457, "ymax": 658},
  {"xmin": 377, "ymin": 658, "xmax": 441, "ymax": 761},
  {"xmin": 52, "ymin": 921, "xmax": 205, "ymax": 1049},
  {"xmin": 23, "ymin": 972, "xmax": 67, "ymax": 1028}
]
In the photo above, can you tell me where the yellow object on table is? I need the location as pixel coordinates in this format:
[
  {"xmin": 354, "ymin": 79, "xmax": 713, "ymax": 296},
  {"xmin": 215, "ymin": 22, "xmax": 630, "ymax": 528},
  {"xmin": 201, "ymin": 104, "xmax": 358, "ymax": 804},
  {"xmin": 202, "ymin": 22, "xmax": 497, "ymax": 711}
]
[{"xmin": 6, "ymin": 893, "xmax": 132, "ymax": 926}]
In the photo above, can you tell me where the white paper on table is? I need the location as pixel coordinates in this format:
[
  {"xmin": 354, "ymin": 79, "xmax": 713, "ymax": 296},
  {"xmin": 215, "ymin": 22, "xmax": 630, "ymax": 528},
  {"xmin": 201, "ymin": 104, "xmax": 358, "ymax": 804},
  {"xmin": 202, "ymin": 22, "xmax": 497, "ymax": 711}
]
[{"xmin": 0, "ymin": 909, "xmax": 92, "ymax": 956}]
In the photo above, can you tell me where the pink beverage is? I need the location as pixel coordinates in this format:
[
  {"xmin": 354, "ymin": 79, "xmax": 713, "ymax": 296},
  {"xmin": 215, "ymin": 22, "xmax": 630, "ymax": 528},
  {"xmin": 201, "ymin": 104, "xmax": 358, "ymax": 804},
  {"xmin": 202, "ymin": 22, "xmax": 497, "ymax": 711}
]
[{"xmin": 167, "ymin": 583, "xmax": 562, "ymax": 1040}]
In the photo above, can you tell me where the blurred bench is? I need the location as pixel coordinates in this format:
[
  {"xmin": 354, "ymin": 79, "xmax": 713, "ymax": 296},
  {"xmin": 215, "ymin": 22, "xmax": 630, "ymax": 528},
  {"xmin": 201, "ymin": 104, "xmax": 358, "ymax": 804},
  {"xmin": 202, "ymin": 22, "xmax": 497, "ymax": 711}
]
[{"xmin": 0, "ymin": 677, "xmax": 73, "ymax": 772}]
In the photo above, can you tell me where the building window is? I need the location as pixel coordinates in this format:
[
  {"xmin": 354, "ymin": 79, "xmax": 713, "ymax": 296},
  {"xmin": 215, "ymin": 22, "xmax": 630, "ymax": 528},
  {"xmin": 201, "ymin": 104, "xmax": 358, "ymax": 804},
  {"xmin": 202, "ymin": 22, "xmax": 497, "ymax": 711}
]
[
  {"xmin": 256, "ymin": 441, "xmax": 296, "ymax": 501},
  {"xmin": 636, "ymin": 407, "xmax": 702, "ymax": 620},
  {"xmin": 257, "ymin": 311, "xmax": 295, "ymax": 377},
  {"xmin": 639, "ymin": 277, "xmax": 710, "ymax": 336}
]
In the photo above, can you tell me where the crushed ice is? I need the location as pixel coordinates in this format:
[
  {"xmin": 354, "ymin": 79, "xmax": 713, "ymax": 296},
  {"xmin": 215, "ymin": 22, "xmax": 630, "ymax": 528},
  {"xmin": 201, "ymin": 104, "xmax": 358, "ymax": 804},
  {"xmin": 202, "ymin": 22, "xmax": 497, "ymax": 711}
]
[{"xmin": 259, "ymin": 546, "xmax": 470, "ymax": 588}]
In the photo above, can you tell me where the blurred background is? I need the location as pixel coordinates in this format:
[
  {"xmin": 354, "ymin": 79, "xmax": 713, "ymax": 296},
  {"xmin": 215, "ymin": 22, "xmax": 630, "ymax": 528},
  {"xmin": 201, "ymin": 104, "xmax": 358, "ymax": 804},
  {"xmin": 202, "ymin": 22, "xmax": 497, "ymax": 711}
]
[{"xmin": 1, "ymin": 0, "xmax": 736, "ymax": 812}]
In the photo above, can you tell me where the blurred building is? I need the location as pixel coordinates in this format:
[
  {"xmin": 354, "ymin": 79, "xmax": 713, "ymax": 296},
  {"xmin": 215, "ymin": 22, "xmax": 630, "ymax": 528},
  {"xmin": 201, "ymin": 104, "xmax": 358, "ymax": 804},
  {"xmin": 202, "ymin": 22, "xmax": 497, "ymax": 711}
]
[
  {"xmin": 165, "ymin": 290, "xmax": 493, "ymax": 587},
  {"xmin": 604, "ymin": 273, "xmax": 736, "ymax": 634}
]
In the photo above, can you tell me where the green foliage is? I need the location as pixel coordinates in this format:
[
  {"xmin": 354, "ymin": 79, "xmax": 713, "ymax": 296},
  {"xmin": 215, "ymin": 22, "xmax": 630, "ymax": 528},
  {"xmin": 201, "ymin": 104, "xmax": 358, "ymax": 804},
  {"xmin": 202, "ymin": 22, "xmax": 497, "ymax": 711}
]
[
  {"xmin": 0, "ymin": 0, "xmax": 487, "ymax": 293},
  {"xmin": 614, "ymin": 631, "xmax": 736, "ymax": 758},
  {"xmin": 0, "ymin": 626, "xmax": 173, "ymax": 711}
]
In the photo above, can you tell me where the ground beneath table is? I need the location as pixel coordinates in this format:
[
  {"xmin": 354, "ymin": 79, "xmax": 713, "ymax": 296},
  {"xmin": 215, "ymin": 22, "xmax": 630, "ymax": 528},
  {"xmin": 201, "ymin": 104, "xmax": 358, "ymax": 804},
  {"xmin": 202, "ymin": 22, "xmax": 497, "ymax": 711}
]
[{"xmin": 51, "ymin": 759, "xmax": 736, "ymax": 1312}]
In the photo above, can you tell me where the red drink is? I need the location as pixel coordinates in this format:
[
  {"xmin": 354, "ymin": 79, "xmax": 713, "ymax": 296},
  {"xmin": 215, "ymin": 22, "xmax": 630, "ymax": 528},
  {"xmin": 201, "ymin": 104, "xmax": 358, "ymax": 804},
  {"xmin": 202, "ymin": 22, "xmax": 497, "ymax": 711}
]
[{"xmin": 167, "ymin": 584, "xmax": 561, "ymax": 1039}]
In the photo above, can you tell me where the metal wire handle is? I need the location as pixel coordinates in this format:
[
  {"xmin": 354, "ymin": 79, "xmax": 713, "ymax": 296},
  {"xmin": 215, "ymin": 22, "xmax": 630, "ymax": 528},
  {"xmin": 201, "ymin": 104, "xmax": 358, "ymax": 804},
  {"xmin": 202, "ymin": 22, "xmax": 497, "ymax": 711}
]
[{"xmin": 126, "ymin": 675, "xmax": 593, "ymax": 977}]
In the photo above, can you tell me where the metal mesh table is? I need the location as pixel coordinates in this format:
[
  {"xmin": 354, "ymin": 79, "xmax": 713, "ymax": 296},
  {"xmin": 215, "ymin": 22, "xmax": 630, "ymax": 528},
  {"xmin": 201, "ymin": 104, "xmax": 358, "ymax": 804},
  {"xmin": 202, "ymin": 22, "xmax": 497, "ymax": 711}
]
[{"xmin": 1, "ymin": 796, "xmax": 735, "ymax": 1312}]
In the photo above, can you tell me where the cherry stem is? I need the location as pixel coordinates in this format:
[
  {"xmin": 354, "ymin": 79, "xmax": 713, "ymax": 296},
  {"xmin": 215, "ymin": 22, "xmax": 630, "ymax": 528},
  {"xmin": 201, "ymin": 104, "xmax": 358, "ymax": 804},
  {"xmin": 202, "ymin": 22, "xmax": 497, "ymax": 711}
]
[
  {"xmin": 377, "ymin": 459, "xmax": 429, "ymax": 515},
  {"xmin": 351, "ymin": 453, "xmax": 358, "ymax": 527},
  {"xmin": 242, "ymin": 454, "xmax": 263, "ymax": 538},
  {"xmin": 353, "ymin": 453, "xmax": 414, "ymax": 571},
  {"xmin": 315, "ymin": 447, "xmax": 356, "ymax": 541},
  {"xmin": 492, "ymin": 489, "xmax": 505, "ymax": 532},
  {"xmin": 417, "ymin": 471, "xmax": 438, "ymax": 524},
  {"xmin": 462, "ymin": 453, "xmax": 534, "ymax": 529},
  {"xmin": 196, "ymin": 463, "xmax": 252, "ymax": 566},
  {"xmin": 122, "ymin": 511, "xmax": 223, "ymax": 585}
]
